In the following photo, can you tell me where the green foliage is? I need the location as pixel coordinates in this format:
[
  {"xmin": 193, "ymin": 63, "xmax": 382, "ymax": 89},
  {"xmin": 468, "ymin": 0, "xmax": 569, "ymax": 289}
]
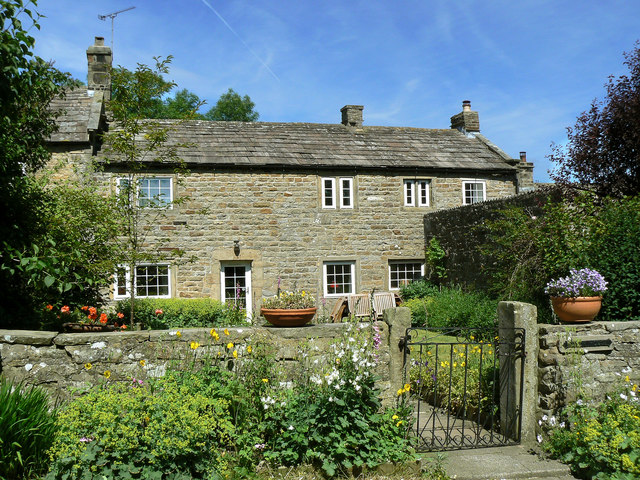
[
  {"xmin": 425, "ymin": 237, "xmax": 447, "ymax": 286},
  {"xmin": 543, "ymin": 390, "xmax": 640, "ymax": 479},
  {"xmin": 481, "ymin": 193, "xmax": 640, "ymax": 322},
  {"xmin": 401, "ymin": 281, "xmax": 498, "ymax": 330},
  {"xmin": 400, "ymin": 279, "xmax": 440, "ymax": 301},
  {"xmin": 262, "ymin": 323, "xmax": 415, "ymax": 476},
  {"xmin": 46, "ymin": 373, "xmax": 234, "ymax": 479},
  {"xmin": 409, "ymin": 333, "xmax": 499, "ymax": 419},
  {"xmin": 115, "ymin": 298, "xmax": 236, "ymax": 328},
  {"xmin": 205, "ymin": 88, "xmax": 259, "ymax": 122},
  {"xmin": 0, "ymin": 378, "xmax": 58, "ymax": 480},
  {"xmin": 0, "ymin": 1, "xmax": 117, "ymax": 329},
  {"xmin": 261, "ymin": 290, "xmax": 316, "ymax": 309}
]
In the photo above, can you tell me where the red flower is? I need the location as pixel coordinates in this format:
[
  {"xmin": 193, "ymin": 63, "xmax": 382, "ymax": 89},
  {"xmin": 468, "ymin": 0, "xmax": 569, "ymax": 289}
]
[
  {"xmin": 99, "ymin": 313, "xmax": 108, "ymax": 324},
  {"xmin": 88, "ymin": 307, "xmax": 98, "ymax": 320},
  {"xmin": 117, "ymin": 312, "xmax": 124, "ymax": 319},
  {"xmin": 121, "ymin": 324, "xmax": 127, "ymax": 330},
  {"xmin": 45, "ymin": 304, "xmax": 54, "ymax": 311},
  {"xmin": 155, "ymin": 309, "xmax": 163, "ymax": 316},
  {"xmin": 81, "ymin": 306, "xmax": 89, "ymax": 311},
  {"xmin": 61, "ymin": 305, "xmax": 70, "ymax": 314}
]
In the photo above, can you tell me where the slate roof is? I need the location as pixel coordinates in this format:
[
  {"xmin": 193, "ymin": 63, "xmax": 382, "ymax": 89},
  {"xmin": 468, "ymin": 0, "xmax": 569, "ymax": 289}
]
[
  {"xmin": 49, "ymin": 88, "xmax": 104, "ymax": 143},
  {"xmin": 50, "ymin": 90, "xmax": 518, "ymax": 172}
]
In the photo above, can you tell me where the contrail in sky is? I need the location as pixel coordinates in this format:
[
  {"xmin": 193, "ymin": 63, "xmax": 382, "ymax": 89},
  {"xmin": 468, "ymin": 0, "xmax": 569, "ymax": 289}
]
[{"xmin": 200, "ymin": 0, "xmax": 280, "ymax": 82}]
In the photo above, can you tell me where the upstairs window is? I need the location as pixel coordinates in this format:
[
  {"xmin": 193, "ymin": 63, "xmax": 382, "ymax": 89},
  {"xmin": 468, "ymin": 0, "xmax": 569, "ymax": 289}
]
[
  {"xmin": 117, "ymin": 176, "xmax": 173, "ymax": 208},
  {"xmin": 463, "ymin": 180, "xmax": 486, "ymax": 205},
  {"xmin": 114, "ymin": 264, "xmax": 171, "ymax": 299},
  {"xmin": 404, "ymin": 179, "xmax": 430, "ymax": 206},
  {"xmin": 389, "ymin": 261, "xmax": 424, "ymax": 290},
  {"xmin": 321, "ymin": 177, "xmax": 354, "ymax": 209}
]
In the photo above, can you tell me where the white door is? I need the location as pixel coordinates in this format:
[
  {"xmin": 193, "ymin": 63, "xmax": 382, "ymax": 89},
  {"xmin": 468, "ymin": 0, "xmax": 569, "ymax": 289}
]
[{"xmin": 220, "ymin": 262, "xmax": 252, "ymax": 314}]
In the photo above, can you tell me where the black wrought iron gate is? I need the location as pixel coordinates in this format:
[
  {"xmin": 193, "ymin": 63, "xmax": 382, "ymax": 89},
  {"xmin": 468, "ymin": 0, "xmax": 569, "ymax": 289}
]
[{"xmin": 402, "ymin": 327, "xmax": 525, "ymax": 451}]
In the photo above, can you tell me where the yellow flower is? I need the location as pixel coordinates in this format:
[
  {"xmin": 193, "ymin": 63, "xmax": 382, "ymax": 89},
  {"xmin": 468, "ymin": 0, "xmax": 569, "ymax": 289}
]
[
  {"xmin": 140, "ymin": 359, "xmax": 146, "ymax": 367},
  {"xmin": 427, "ymin": 351, "xmax": 432, "ymax": 356},
  {"xmin": 403, "ymin": 383, "xmax": 411, "ymax": 392},
  {"xmin": 336, "ymin": 358, "xmax": 340, "ymax": 364},
  {"xmin": 470, "ymin": 335, "xmax": 475, "ymax": 340},
  {"xmin": 392, "ymin": 414, "xmax": 399, "ymax": 420},
  {"xmin": 396, "ymin": 420, "xmax": 403, "ymax": 427},
  {"xmin": 227, "ymin": 342, "xmax": 234, "ymax": 349},
  {"xmin": 397, "ymin": 389, "xmax": 404, "ymax": 396},
  {"xmin": 103, "ymin": 370, "xmax": 111, "ymax": 379},
  {"xmin": 247, "ymin": 345, "xmax": 252, "ymax": 353},
  {"xmin": 190, "ymin": 341, "xmax": 200, "ymax": 350},
  {"xmin": 176, "ymin": 330, "xmax": 182, "ymax": 338},
  {"xmin": 626, "ymin": 375, "xmax": 630, "ymax": 383},
  {"xmin": 461, "ymin": 362, "xmax": 466, "ymax": 367},
  {"xmin": 488, "ymin": 351, "xmax": 493, "ymax": 355},
  {"xmin": 453, "ymin": 362, "xmax": 458, "ymax": 368},
  {"xmin": 233, "ymin": 350, "xmax": 238, "ymax": 359},
  {"xmin": 84, "ymin": 363, "xmax": 92, "ymax": 370},
  {"xmin": 262, "ymin": 378, "xmax": 269, "ymax": 383},
  {"xmin": 210, "ymin": 328, "xmax": 219, "ymax": 340},
  {"xmin": 459, "ymin": 352, "xmax": 465, "ymax": 357},
  {"xmin": 224, "ymin": 328, "xmax": 230, "ymax": 336}
]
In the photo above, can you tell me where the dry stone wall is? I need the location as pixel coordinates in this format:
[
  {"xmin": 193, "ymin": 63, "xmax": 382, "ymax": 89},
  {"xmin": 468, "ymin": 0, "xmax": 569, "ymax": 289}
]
[
  {"xmin": 0, "ymin": 310, "xmax": 412, "ymax": 406},
  {"xmin": 537, "ymin": 321, "xmax": 640, "ymax": 418}
]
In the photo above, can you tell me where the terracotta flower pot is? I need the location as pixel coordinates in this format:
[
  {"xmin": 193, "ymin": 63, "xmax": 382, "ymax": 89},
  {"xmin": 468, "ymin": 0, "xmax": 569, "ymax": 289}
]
[
  {"xmin": 261, "ymin": 307, "xmax": 317, "ymax": 327},
  {"xmin": 551, "ymin": 296, "xmax": 603, "ymax": 323}
]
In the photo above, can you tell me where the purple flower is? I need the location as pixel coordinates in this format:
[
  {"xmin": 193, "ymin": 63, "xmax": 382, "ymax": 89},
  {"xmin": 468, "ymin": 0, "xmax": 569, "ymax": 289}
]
[{"xmin": 545, "ymin": 268, "xmax": 607, "ymax": 297}]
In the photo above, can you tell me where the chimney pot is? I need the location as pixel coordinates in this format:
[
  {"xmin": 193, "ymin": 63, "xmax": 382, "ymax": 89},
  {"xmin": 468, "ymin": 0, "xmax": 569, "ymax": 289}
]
[
  {"xmin": 520, "ymin": 151, "xmax": 527, "ymax": 163},
  {"xmin": 462, "ymin": 100, "xmax": 471, "ymax": 112},
  {"xmin": 95, "ymin": 36, "xmax": 104, "ymax": 46},
  {"xmin": 340, "ymin": 105, "xmax": 364, "ymax": 127}
]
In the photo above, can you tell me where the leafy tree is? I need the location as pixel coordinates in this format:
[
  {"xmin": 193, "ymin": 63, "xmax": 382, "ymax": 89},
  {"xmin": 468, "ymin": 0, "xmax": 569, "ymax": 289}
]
[
  {"xmin": 0, "ymin": 0, "xmax": 82, "ymax": 328},
  {"xmin": 162, "ymin": 88, "xmax": 204, "ymax": 119},
  {"xmin": 550, "ymin": 42, "xmax": 640, "ymax": 197},
  {"xmin": 205, "ymin": 88, "xmax": 259, "ymax": 122},
  {"xmin": 105, "ymin": 57, "xmax": 194, "ymax": 326}
]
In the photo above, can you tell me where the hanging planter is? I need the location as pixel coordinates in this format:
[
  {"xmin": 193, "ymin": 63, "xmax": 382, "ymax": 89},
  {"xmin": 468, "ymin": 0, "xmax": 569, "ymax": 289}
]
[{"xmin": 550, "ymin": 296, "xmax": 603, "ymax": 323}]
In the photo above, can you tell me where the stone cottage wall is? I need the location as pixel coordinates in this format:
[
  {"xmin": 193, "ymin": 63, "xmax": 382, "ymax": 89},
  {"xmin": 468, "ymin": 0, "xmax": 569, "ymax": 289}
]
[{"xmin": 50, "ymin": 143, "xmax": 519, "ymax": 311}]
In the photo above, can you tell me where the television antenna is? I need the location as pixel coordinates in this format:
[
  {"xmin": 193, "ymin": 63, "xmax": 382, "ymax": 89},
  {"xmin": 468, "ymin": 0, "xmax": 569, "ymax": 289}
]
[{"xmin": 98, "ymin": 6, "xmax": 136, "ymax": 51}]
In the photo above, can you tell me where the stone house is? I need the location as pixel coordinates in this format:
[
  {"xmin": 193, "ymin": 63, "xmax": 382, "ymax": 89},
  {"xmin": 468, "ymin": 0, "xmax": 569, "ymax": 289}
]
[{"xmin": 48, "ymin": 37, "xmax": 534, "ymax": 315}]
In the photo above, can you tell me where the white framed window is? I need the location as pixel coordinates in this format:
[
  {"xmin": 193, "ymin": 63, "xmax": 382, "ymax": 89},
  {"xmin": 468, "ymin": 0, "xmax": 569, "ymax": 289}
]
[
  {"xmin": 339, "ymin": 177, "xmax": 353, "ymax": 208},
  {"xmin": 114, "ymin": 264, "xmax": 171, "ymax": 299},
  {"xmin": 463, "ymin": 180, "xmax": 486, "ymax": 205},
  {"xmin": 117, "ymin": 176, "xmax": 173, "ymax": 208},
  {"xmin": 220, "ymin": 262, "xmax": 252, "ymax": 313},
  {"xmin": 404, "ymin": 179, "xmax": 430, "ymax": 207},
  {"xmin": 321, "ymin": 177, "xmax": 336, "ymax": 208},
  {"xmin": 321, "ymin": 176, "xmax": 354, "ymax": 209},
  {"xmin": 323, "ymin": 261, "xmax": 356, "ymax": 297},
  {"xmin": 389, "ymin": 261, "xmax": 424, "ymax": 290}
]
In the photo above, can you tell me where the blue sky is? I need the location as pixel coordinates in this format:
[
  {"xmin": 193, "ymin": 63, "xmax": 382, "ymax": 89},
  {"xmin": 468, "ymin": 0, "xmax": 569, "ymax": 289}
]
[{"xmin": 30, "ymin": 0, "xmax": 640, "ymax": 182}]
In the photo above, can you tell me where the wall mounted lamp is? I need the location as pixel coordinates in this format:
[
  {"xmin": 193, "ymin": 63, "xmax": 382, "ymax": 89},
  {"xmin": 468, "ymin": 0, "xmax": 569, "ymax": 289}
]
[{"xmin": 233, "ymin": 240, "xmax": 240, "ymax": 256}]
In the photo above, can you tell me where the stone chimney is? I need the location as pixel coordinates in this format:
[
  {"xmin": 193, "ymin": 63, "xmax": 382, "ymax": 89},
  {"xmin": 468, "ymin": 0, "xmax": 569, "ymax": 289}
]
[
  {"xmin": 450, "ymin": 100, "xmax": 480, "ymax": 133},
  {"xmin": 86, "ymin": 36, "xmax": 112, "ymax": 100},
  {"xmin": 341, "ymin": 105, "xmax": 364, "ymax": 127}
]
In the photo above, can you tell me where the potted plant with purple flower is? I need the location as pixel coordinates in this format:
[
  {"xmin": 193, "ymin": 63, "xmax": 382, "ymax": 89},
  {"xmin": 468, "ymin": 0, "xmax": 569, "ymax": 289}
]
[
  {"xmin": 260, "ymin": 290, "xmax": 317, "ymax": 327},
  {"xmin": 545, "ymin": 268, "xmax": 608, "ymax": 323}
]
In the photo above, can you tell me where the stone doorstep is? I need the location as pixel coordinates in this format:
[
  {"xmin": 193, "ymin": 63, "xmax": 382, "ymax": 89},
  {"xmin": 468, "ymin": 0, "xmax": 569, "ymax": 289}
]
[{"xmin": 421, "ymin": 445, "xmax": 576, "ymax": 480}]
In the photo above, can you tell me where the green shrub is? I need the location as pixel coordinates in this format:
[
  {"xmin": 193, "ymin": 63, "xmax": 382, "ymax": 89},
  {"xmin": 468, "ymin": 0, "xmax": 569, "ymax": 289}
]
[
  {"xmin": 115, "ymin": 297, "xmax": 239, "ymax": 328},
  {"xmin": 46, "ymin": 372, "xmax": 234, "ymax": 479},
  {"xmin": 401, "ymin": 281, "xmax": 498, "ymax": 330},
  {"xmin": 543, "ymin": 391, "xmax": 640, "ymax": 479},
  {"xmin": 482, "ymin": 193, "xmax": 640, "ymax": 322},
  {"xmin": 0, "ymin": 378, "xmax": 58, "ymax": 480},
  {"xmin": 400, "ymin": 279, "xmax": 439, "ymax": 301}
]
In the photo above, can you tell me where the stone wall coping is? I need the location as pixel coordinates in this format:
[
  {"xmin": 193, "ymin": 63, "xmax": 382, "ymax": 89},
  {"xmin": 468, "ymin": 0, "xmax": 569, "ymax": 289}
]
[
  {"xmin": 0, "ymin": 330, "xmax": 57, "ymax": 346},
  {"xmin": 0, "ymin": 322, "xmax": 386, "ymax": 347},
  {"xmin": 538, "ymin": 320, "xmax": 640, "ymax": 335}
]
